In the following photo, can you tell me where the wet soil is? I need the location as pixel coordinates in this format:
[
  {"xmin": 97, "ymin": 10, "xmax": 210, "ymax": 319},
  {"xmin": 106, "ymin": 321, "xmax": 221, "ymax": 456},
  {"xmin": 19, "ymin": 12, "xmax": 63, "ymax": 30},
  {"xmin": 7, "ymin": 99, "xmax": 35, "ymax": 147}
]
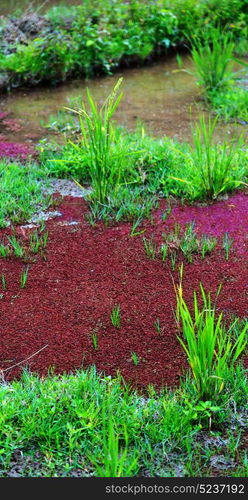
[{"xmin": 0, "ymin": 192, "xmax": 247, "ymax": 389}]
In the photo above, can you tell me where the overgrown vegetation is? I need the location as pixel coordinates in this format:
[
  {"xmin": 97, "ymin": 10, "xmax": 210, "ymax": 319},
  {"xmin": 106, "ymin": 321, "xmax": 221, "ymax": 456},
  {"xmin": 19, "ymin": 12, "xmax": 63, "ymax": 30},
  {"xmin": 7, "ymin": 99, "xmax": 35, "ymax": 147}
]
[{"xmin": 0, "ymin": 0, "xmax": 248, "ymax": 480}]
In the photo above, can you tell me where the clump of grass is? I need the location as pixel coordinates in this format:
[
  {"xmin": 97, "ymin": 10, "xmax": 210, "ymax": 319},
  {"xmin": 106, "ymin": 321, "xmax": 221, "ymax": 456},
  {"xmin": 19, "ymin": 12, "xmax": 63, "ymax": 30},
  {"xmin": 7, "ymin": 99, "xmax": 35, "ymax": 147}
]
[
  {"xmin": 222, "ymin": 232, "xmax": 233, "ymax": 260},
  {"xmin": 160, "ymin": 243, "xmax": 168, "ymax": 262},
  {"xmin": 92, "ymin": 332, "xmax": 98, "ymax": 350},
  {"xmin": 191, "ymin": 116, "xmax": 244, "ymax": 199},
  {"xmin": 161, "ymin": 222, "xmax": 218, "ymax": 264},
  {"xmin": 130, "ymin": 218, "xmax": 145, "ymax": 237},
  {"xmin": 20, "ymin": 266, "xmax": 29, "ymax": 289},
  {"xmin": 190, "ymin": 28, "xmax": 248, "ymax": 122},
  {"xmin": 92, "ymin": 396, "xmax": 139, "ymax": 477},
  {"xmin": 66, "ymin": 78, "xmax": 130, "ymax": 204},
  {"xmin": 1, "ymin": 273, "xmax": 6, "ymax": 290},
  {"xmin": 200, "ymin": 234, "xmax": 218, "ymax": 259},
  {"xmin": 179, "ymin": 222, "xmax": 199, "ymax": 263},
  {"xmin": 154, "ymin": 318, "xmax": 162, "ymax": 334},
  {"xmin": 171, "ymin": 115, "xmax": 245, "ymax": 200},
  {"xmin": 110, "ymin": 305, "xmax": 121, "ymax": 329},
  {"xmin": 143, "ymin": 237, "xmax": 156, "ymax": 259},
  {"xmin": 175, "ymin": 274, "xmax": 248, "ymax": 402},
  {"xmin": 131, "ymin": 352, "xmax": 139, "ymax": 366},
  {"xmin": 0, "ymin": 243, "xmax": 11, "ymax": 258}
]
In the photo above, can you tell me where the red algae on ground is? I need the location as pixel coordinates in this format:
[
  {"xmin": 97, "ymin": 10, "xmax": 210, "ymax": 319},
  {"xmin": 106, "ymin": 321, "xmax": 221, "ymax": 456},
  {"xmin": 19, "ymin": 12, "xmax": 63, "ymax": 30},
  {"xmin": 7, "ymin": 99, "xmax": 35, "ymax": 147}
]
[
  {"xmin": 0, "ymin": 192, "xmax": 247, "ymax": 389},
  {"xmin": 0, "ymin": 141, "xmax": 36, "ymax": 160}
]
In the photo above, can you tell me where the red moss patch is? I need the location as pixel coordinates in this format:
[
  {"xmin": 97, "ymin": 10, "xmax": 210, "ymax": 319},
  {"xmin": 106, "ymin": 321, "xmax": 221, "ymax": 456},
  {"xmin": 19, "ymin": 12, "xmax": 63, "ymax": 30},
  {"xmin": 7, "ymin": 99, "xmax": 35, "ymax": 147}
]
[
  {"xmin": 0, "ymin": 141, "xmax": 36, "ymax": 160},
  {"xmin": 0, "ymin": 192, "xmax": 247, "ymax": 389}
]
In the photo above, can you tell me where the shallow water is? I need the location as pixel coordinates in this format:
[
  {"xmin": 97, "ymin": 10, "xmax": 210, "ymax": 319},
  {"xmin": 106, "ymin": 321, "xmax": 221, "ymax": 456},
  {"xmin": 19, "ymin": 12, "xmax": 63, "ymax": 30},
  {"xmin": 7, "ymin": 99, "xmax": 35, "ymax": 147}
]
[{"xmin": 0, "ymin": 55, "xmax": 244, "ymax": 146}]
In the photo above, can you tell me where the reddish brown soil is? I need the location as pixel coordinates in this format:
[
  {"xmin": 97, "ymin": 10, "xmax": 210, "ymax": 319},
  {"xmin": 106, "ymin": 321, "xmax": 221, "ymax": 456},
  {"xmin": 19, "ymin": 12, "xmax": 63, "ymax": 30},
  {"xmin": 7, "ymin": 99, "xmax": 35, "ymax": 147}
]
[{"xmin": 0, "ymin": 192, "xmax": 247, "ymax": 389}]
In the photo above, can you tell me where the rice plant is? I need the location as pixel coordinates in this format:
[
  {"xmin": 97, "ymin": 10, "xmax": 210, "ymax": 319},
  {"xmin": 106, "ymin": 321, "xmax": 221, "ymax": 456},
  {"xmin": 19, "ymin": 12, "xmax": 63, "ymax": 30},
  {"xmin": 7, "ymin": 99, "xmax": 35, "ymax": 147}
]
[
  {"xmin": 191, "ymin": 28, "xmax": 235, "ymax": 93},
  {"xmin": 66, "ymin": 78, "xmax": 127, "ymax": 204},
  {"xmin": 143, "ymin": 237, "xmax": 156, "ymax": 259},
  {"xmin": 20, "ymin": 266, "xmax": 29, "ymax": 288},
  {"xmin": 92, "ymin": 332, "xmax": 98, "ymax": 350},
  {"xmin": 175, "ymin": 278, "xmax": 248, "ymax": 402},
  {"xmin": 110, "ymin": 304, "xmax": 121, "ymax": 329},
  {"xmin": 222, "ymin": 232, "xmax": 233, "ymax": 260}
]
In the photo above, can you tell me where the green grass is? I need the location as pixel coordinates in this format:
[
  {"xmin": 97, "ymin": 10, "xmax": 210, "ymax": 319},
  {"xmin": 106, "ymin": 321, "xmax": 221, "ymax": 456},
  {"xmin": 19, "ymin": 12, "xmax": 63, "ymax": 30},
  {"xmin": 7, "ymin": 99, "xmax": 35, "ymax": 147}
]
[
  {"xmin": 20, "ymin": 266, "xmax": 29, "ymax": 289},
  {"xmin": 0, "ymin": 161, "xmax": 51, "ymax": 227},
  {"xmin": 175, "ymin": 276, "xmax": 248, "ymax": 403},
  {"xmin": 208, "ymin": 86, "xmax": 248, "ymax": 123},
  {"xmin": 66, "ymin": 78, "xmax": 133, "ymax": 204},
  {"xmin": 160, "ymin": 223, "xmax": 218, "ymax": 264},
  {"xmin": 110, "ymin": 304, "xmax": 121, "ymax": 329},
  {"xmin": 168, "ymin": 115, "xmax": 248, "ymax": 200},
  {"xmin": 143, "ymin": 236, "xmax": 157, "ymax": 260},
  {"xmin": 222, "ymin": 232, "xmax": 233, "ymax": 260},
  {"xmin": 0, "ymin": 364, "xmax": 247, "ymax": 477},
  {"xmin": 191, "ymin": 28, "xmax": 236, "ymax": 93},
  {"xmin": 189, "ymin": 26, "xmax": 248, "ymax": 122}
]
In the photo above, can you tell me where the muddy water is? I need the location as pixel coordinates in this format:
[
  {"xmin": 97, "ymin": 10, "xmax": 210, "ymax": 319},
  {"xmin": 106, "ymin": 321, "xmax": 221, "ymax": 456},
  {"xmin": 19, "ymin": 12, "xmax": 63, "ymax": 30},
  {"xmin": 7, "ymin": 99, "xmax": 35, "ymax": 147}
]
[{"xmin": 0, "ymin": 55, "xmax": 244, "ymax": 145}]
